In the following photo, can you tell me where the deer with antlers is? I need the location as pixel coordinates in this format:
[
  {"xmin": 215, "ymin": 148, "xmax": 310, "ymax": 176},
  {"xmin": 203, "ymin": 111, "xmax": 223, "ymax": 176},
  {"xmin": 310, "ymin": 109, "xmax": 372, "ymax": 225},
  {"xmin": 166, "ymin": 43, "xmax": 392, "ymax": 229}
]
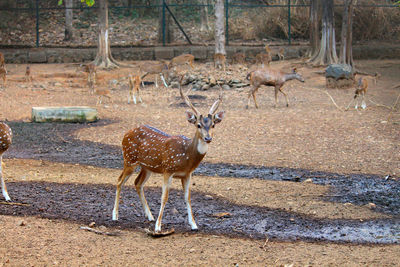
[
  {"xmin": 246, "ymin": 67, "xmax": 305, "ymax": 109},
  {"xmin": 128, "ymin": 75, "xmax": 142, "ymax": 104},
  {"xmin": 0, "ymin": 122, "xmax": 12, "ymax": 201},
  {"xmin": 112, "ymin": 83, "xmax": 225, "ymax": 234}
]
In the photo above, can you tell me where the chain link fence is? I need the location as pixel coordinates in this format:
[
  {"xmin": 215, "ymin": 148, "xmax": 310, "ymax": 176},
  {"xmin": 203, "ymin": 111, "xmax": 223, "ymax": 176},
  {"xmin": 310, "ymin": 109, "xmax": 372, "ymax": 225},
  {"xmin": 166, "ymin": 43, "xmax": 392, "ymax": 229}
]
[{"xmin": 0, "ymin": 0, "xmax": 399, "ymax": 48}]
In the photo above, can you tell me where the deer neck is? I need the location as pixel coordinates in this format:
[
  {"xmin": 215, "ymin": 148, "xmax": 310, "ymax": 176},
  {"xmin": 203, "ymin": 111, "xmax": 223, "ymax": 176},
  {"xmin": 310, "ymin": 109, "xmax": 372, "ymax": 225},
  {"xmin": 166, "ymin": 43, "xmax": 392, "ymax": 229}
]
[
  {"xmin": 187, "ymin": 130, "xmax": 208, "ymax": 163},
  {"xmin": 283, "ymin": 73, "xmax": 299, "ymax": 82}
]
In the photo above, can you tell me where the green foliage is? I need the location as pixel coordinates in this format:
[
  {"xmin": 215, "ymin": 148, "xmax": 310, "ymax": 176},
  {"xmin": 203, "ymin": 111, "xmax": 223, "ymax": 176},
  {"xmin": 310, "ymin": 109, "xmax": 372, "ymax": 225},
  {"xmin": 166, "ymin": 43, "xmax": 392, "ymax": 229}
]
[{"xmin": 58, "ymin": 0, "xmax": 95, "ymax": 7}]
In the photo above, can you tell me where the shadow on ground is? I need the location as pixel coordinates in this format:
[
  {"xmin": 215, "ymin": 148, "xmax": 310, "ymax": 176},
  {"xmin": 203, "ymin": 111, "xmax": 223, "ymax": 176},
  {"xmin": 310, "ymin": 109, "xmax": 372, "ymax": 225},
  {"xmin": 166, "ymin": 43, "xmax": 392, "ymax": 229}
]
[{"xmin": 2, "ymin": 121, "xmax": 400, "ymax": 243}]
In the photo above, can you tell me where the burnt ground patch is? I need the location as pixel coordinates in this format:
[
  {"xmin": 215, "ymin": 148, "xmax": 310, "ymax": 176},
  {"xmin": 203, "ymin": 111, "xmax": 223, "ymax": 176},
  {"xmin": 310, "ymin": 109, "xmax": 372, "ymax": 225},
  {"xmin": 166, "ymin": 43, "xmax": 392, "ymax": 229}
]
[
  {"xmin": 2, "ymin": 121, "xmax": 400, "ymax": 243},
  {"xmin": 1, "ymin": 181, "xmax": 399, "ymax": 244}
]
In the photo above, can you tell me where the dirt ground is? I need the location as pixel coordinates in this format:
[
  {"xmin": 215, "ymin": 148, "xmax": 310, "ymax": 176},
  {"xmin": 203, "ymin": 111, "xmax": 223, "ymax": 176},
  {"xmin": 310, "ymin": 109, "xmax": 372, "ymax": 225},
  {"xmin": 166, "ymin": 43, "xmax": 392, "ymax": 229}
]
[{"xmin": 0, "ymin": 59, "xmax": 399, "ymax": 266}]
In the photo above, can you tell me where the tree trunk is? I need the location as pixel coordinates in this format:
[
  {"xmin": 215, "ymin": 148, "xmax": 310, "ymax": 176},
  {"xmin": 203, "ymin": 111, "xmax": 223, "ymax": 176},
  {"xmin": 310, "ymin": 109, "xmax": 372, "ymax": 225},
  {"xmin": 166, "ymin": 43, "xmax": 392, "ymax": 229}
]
[
  {"xmin": 214, "ymin": 0, "xmax": 226, "ymax": 55},
  {"xmin": 64, "ymin": 0, "xmax": 73, "ymax": 41},
  {"xmin": 307, "ymin": 0, "xmax": 321, "ymax": 58},
  {"xmin": 340, "ymin": 0, "xmax": 356, "ymax": 67},
  {"xmin": 158, "ymin": 0, "xmax": 174, "ymax": 43},
  {"xmin": 200, "ymin": 0, "xmax": 210, "ymax": 31},
  {"xmin": 309, "ymin": 0, "xmax": 338, "ymax": 66},
  {"xmin": 93, "ymin": 0, "xmax": 119, "ymax": 69}
]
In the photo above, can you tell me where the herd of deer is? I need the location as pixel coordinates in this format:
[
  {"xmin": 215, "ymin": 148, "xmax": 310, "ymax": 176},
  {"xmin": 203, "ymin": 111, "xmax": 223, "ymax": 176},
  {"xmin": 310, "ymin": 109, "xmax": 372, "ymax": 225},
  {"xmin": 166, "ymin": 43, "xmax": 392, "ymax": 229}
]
[{"xmin": 0, "ymin": 47, "xmax": 375, "ymax": 234}]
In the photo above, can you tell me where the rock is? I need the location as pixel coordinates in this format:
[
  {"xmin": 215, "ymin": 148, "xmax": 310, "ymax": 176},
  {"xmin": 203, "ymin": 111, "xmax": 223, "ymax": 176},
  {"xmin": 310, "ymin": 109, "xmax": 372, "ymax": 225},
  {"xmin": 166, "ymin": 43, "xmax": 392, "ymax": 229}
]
[
  {"xmin": 204, "ymin": 195, "xmax": 213, "ymax": 200},
  {"xmin": 233, "ymin": 83, "xmax": 249, "ymax": 88},
  {"xmin": 172, "ymin": 208, "xmax": 179, "ymax": 214},
  {"xmin": 32, "ymin": 106, "xmax": 98, "ymax": 123},
  {"xmin": 201, "ymin": 84, "xmax": 210, "ymax": 91},
  {"xmin": 303, "ymin": 178, "xmax": 313, "ymax": 183},
  {"xmin": 18, "ymin": 220, "xmax": 26, "ymax": 226},
  {"xmin": 170, "ymin": 81, "xmax": 180, "ymax": 89},
  {"xmin": 222, "ymin": 84, "xmax": 231, "ymax": 90},
  {"xmin": 88, "ymin": 222, "xmax": 96, "ymax": 227},
  {"xmin": 365, "ymin": 202, "xmax": 377, "ymax": 209},
  {"xmin": 326, "ymin": 64, "xmax": 354, "ymax": 80}
]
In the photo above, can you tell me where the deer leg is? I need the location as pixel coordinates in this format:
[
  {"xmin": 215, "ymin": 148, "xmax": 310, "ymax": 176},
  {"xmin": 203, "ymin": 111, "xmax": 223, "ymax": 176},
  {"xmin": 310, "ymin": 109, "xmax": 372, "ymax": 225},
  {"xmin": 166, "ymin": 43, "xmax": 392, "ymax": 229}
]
[
  {"xmin": 154, "ymin": 173, "xmax": 173, "ymax": 233},
  {"xmin": 112, "ymin": 165, "xmax": 135, "ymax": 221},
  {"xmin": 134, "ymin": 168, "xmax": 154, "ymax": 221},
  {"xmin": 361, "ymin": 93, "xmax": 367, "ymax": 109},
  {"xmin": 278, "ymin": 86, "xmax": 289, "ymax": 107},
  {"xmin": 160, "ymin": 74, "xmax": 168, "ymax": 88},
  {"xmin": 274, "ymin": 86, "xmax": 279, "ymax": 108},
  {"xmin": 181, "ymin": 174, "xmax": 198, "ymax": 231},
  {"xmin": 0, "ymin": 156, "xmax": 11, "ymax": 201},
  {"xmin": 345, "ymin": 98, "xmax": 355, "ymax": 111},
  {"xmin": 246, "ymin": 86, "xmax": 259, "ymax": 109}
]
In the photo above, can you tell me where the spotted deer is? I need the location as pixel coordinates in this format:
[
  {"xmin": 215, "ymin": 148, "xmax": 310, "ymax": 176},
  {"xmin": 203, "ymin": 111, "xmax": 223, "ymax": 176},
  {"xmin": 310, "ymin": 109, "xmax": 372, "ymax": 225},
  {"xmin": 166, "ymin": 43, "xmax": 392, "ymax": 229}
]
[
  {"xmin": 128, "ymin": 75, "xmax": 142, "ymax": 104},
  {"xmin": 232, "ymin": 52, "xmax": 246, "ymax": 65},
  {"xmin": 168, "ymin": 54, "xmax": 195, "ymax": 69},
  {"xmin": 346, "ymin": 77, "xmax": 368, "ymax": 110},
  {"xmin": 25, "ymin": 66, "xmax": 32, "ymax": 82},
  {"xmin": 265, "ymin": 45, "xmax": 285, "ymax": 61},
  {"xmin": 246, "ymin": 67, "xmax": 305, "ymax": 109},
  {"xmin": 95, "ymin": 88, "xmax": 112, "ymax": 105},
  {"xmin": 255, "ymin": 53, "xmax": 272, "ymax": 66},
  {"xmin": 214, "ymin": 53, "xmax": 226, "ymax": 71},
  {"xmin": 0, "ymin": 122, "xmax": 12, "ymax": 201},
  {"xmin": 83, "ymin": 64, "xmax": 96, "ymax": 94},
  {"xmin": 0, "ymin": 52, "xmax": 5, "ymax": 68},
  {"xmin": 112, "ymin": 84, "xmax": 225, "ymax": 234},
  {"xmin": 0, "ymin": 66, "xmax": 6, "ymax": 88},
  {"xmin": 140, "ymin": 62, "xmax": 169, "ymax": 88}
]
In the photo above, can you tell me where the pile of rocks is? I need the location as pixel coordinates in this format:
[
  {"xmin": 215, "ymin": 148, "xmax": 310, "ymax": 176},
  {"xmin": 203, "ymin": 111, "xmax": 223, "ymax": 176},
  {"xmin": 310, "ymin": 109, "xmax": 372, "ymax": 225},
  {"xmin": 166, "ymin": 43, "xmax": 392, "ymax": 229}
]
[{"xmin": 168, "ymin": 72, "xmax": 249, "ymax": 91}]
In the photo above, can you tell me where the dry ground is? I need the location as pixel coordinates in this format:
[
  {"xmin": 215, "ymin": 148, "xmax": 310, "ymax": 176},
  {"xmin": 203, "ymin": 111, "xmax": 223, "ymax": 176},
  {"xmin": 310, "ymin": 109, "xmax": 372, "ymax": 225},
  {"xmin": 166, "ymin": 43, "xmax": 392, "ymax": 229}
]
[{"xmin": 0, "ymin": 59, "xmax": 399, "ymax": 266}]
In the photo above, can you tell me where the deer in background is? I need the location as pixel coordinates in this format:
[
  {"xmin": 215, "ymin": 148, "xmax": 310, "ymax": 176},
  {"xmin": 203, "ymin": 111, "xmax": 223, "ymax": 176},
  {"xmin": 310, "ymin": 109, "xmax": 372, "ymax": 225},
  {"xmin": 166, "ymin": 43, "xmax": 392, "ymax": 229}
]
[
  {"xmin": 0, "ymin": 52, "xmax": 6, "ymax": 88},
  {"xmin": 255, "ymin": 53, "xmax": 271, "ymax": 66},
  {"xmin": 140, "ymin": 62, "xmax": 169, "ymax": 88},
  {"xmin": 112, "ymin": 83, "xmax": 225, "ymax": 234},
  {"xmin": 246, "ymin": 67, "xmax": 305, "ymax": 109},
  {"xmin": 346, "ymin": 77, "xmax": 368, "ymax": 110},
  {"xmin": 0, "ymin": 66, "xmax": 6, "ymax": 89},
  {"xmin": 0, "ymin": 52, "xmax": 5, "ymax": 68},
  {"xmin": 265, "ymin": 45, "xmax": 285, "ymax": 61},
  {"xmin": 232, "ymin": 52, "xmax": 246, "ymax": 65},
  {"xmin": 214, "ymin": 53, "xmax": 226, "ymax": 71},
  {"xmin": 128, "ymin": 75, "xmax": 142, "ymax": 104},
  {"xmin": 83, "ymin": 63, "xmax": 97, "ymax": 94},
  {"xmin": 0, "ymin": 122, "xmax": 12, "ymax": 201},
  {"xmin": 95, "ymin": 88, "xmax": 112, "ymax": 105},
  {"xmin": 25, "ymin": 66, "xmax": 32, "ymax": 82},
  {"xmin": 168, "ymin": 54, "xmax": 195, "ymax": 69}
]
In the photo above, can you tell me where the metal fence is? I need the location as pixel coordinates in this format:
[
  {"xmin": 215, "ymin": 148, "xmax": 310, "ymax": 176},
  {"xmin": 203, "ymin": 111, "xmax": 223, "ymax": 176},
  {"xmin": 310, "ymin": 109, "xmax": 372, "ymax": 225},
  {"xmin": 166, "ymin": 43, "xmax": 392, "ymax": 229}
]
[{"xmin": 0, "ymin": 0, "xmax": 399, "ymax": 48}]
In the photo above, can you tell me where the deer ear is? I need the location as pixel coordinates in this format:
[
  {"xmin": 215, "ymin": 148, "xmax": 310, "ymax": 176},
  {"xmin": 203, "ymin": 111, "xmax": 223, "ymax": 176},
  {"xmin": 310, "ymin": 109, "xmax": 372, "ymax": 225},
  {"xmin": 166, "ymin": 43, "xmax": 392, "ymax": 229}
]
[
  {"xmin": 292, "ymin": 68, "xmax": 297, "ymax": 73},
  {"xmin": 185, "ymin": 111, "xmax": 197, "ymax": 124},
  {"xmin": 213, "ymin": 111, "xmax": 225, "ymax": 124}
]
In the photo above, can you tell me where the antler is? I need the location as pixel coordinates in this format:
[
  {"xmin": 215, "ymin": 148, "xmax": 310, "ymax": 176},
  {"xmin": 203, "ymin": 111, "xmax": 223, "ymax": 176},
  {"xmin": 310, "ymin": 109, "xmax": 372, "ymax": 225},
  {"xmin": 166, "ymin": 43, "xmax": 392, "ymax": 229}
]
[
  {"xmin": 179, "ymin": 76, "xmax": 200, "ymax": 115},
  {"xmin": 208, "ymin": 85, "xmax": 223, "ymax": 115}
]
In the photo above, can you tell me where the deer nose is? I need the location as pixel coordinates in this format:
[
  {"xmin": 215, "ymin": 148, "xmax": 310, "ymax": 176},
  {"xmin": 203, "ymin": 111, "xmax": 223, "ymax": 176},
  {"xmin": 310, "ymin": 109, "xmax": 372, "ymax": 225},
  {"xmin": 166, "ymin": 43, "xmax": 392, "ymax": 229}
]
[{"xmin": 204, "ymin": 136, "xmax": 212, "ymax": 143}]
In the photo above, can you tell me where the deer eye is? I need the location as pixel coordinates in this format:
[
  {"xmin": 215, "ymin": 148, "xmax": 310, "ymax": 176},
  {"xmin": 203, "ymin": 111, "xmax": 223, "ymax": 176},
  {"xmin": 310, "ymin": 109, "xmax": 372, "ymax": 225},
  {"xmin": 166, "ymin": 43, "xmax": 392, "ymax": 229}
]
[
  {"xmin": 211, "ymin": 124, "xmax": 215, "ymax": 128},
  {"xmin": 197, "ymin": 124, "xmax": 201, "ymax": 128}
]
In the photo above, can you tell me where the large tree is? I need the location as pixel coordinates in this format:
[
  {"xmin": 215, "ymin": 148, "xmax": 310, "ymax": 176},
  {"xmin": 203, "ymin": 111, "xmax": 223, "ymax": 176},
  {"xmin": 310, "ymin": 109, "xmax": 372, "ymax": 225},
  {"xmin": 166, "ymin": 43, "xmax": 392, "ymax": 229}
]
[
  {"xmin": 307, "ymin": 0, "xmax": 321, "ymax": 58},
  {"xmin": 64, "ymin": 0, "xmax": 74, "ymax": 41},
  {"xmin": 308, "ymin": 0, "xmax": 338, "ymax": 66},
  {"xmin": 200, "ymin": 0, "xmax": 210, "ymax": 31},
  {"xmin": 92, "ymin": 0, "xmax": 120, "ymax": 69},
  {"xmin": 339, "ymin": 0, "xmax": 357, "ymax": 67},
  {"xmin": 214, "ymin": 0, "xmax": 226, "ymax": 55}
]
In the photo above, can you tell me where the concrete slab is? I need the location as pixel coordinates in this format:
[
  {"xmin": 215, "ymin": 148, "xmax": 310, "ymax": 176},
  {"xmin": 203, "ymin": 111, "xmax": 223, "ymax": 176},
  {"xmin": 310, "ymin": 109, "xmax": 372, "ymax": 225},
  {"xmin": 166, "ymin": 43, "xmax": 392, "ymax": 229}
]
[{"xmin": 32, "ymin": 106, "xmax": 98, "ymax": 123}]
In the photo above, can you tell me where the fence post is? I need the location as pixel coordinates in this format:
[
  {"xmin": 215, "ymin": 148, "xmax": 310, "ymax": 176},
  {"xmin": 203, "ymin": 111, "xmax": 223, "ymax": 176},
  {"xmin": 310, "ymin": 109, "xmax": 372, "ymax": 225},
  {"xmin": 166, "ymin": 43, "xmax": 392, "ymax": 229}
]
[
  {"xmin": 162, "ymin": 0, "xmax": 166, "ymax": 46},
  {"xmin": 225, "ymin": 0, "xmax": 229, "ymax": 46},
  {"xmin": 287, "ymin": 0, "xmax": 291, "ymax": 45},
  {"xmin": 36, "ymin": 0, "xmax": 39, "ymax": 47}
]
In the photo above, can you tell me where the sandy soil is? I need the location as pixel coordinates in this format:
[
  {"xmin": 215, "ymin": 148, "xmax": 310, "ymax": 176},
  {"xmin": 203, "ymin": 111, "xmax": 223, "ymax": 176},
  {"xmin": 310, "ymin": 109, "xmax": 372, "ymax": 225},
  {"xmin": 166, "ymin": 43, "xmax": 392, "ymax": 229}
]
[{"xmin": 0, "ymin": 59, "xmax": 399, "ymax": 266}]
